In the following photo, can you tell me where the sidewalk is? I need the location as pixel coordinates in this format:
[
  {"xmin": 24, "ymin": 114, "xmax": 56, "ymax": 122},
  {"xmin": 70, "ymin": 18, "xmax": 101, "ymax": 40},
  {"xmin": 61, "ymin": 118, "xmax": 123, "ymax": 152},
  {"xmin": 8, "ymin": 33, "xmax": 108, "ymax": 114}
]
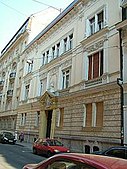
[{"xmin": 16, "ymin": 141, "xmax": 33, "ymax": 150}]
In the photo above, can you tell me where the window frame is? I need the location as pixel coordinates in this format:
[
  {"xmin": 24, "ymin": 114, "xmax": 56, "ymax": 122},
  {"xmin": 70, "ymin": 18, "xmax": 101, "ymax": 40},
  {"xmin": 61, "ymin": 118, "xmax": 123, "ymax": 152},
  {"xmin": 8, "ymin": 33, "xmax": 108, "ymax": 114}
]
[{"xmin": 88, "ymin": 50, "xmax": 103, "ymax": 80}]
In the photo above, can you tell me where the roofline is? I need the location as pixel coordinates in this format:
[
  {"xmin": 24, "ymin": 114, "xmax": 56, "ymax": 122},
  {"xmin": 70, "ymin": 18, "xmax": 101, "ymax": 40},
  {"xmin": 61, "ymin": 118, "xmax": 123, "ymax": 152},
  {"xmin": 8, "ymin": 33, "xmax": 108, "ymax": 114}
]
[
  {"xmin": 1, "ymin": 17, "xmax": 30, "ymax": 55},
  {"xmin": 25, "ymin": 0, "xmax": 79, "ymax": 50}
]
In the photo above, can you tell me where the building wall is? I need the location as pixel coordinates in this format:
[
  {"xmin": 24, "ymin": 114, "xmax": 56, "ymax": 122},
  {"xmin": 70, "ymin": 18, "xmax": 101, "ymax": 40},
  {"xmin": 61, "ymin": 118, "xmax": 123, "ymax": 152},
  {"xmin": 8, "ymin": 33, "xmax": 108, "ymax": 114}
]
[{"xmin": 0, "ymin": 0, "xmax": 124, "ymax": 151}]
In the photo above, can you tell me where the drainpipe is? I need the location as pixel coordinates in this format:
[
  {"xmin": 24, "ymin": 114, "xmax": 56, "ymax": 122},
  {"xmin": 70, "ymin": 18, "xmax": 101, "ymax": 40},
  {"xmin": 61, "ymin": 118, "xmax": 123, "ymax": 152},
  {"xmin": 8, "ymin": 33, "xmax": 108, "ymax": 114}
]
[{"xmin": 117, "ymin": 29, "xmax": 124, "ymax": 146}]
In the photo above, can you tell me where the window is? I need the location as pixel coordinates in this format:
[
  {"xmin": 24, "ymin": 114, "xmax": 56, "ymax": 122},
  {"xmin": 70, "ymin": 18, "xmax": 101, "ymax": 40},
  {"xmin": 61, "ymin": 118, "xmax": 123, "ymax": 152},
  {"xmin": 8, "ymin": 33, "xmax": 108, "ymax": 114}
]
[
  {"xmin": 27, "ymin": 61, "xmax": 33, "ymax": 73},
  {"xmin": 25, "ymin": 84, "xmax": 30, "ymax": 99},
  {"xmin": 122, "ymin": 7, "xmax": 127, "ymax": 20},
  {"xmin": 85, "ymin": 145, "xmax": 90, "ymax": 154},
  {"xmin": 39, "ymin": 80, "xmax": 43, "ymax": 96},
  {"xmin": 52, "ymin": 46, "xmax": 55, "ymax": 58},
  {"xmin": 24, "ymin": 113, "xmax": 27, "ymax": 125},
  {"xmin": 88, "ymin": 50, "xmax": 103, "ymax": 80},
  {"xmin": 46, "ymin": 160, "xmax": 96, "ymax": 169},
  {"xmin": 45, "ymin": 50, "xmax": 49, "ymax": 64},
  {"xmin": 42, "ymin": 53, "xmax": 45, "ymax": 65},
  {"xmin": 69, "ymin": 34, "xmax": 73, "ymax": 49},
  {"xmin": 62, "ymin": 70, "xmax": 70, "ymax": 89},
  {"xmin": 20, "ymin": 113, "xmax": 23, "ymax": 126},
  {"xmin": 93, "ymin": 146, "xmax": 99, "ymax": 152},
  {"xmin": 96, "ymin": 102, "xmax": 103, "ymax": 127},
  {"xmin": 86, "ymin": 103, "xmax": 92, "ymax": 127},
  {"xmin": 97, "ymin": 11, "xmax": 104, "ymax": 31},
  {"xmin": 64, "ymin": 37, "xmax": 67, "ymax": 52},
  {"xmin": 84, "ymin": 102, "xmax": 103, "ymax": 128},
  {"xmin": 20, "ymin": 113, "xmax": 27, "ymax": 126},
  {"xmin": 56, "ymin": 43, "xmax": 60, "ymax": 57},
  {"xmin": 35, "ymin": 111, "xmax": 40, "ymax": 127},
  {"xmin": 89, "ymin": 17, "xmax": 95, "ymax": 35},
  {"xmin": 88, "ymin": 10, "xmax": 104, "ymax": 36},
  {"xmin": 56, "ymin": 108, "xmax": 64, "ymax": 128}
]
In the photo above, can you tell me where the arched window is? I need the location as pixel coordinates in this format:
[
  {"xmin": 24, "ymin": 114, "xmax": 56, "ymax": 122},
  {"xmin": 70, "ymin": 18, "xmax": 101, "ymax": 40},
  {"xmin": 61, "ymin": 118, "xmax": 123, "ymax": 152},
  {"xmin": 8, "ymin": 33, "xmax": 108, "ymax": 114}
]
[
  {"xmin": 93, "ymin": 146, "xmax": 99, "ymax": 152},
  {"xmin": 85, "ymin": 145, "xmax": 90, "ymax": 154}
]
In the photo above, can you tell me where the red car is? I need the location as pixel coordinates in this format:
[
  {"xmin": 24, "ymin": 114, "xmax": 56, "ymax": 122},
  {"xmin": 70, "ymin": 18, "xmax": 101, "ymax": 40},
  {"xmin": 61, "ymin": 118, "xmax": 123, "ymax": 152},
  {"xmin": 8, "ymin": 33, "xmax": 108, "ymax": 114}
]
[
  {"xmin": 23, "ymin": 153, "xmax": 127, "ymax": 169},
  {"xmin": 33, "ymin": 138, "xmax": 70, "ymax": 157}
]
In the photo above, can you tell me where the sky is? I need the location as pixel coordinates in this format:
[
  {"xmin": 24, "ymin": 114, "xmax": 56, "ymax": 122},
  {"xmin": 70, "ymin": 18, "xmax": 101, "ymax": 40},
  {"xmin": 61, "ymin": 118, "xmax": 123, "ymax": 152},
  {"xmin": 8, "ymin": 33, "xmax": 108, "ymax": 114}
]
[{"xmin": 0, "ymin": 0, "xmax": 73, "ymax": 52}]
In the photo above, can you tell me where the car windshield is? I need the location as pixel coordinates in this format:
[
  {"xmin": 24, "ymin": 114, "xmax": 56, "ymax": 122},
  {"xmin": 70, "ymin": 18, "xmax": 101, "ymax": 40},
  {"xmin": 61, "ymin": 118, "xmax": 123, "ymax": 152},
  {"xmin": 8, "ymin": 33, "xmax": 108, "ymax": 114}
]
[
  {"xmin": 4, "ymin": 132, "xmax": 13, "ymax": 137},
  {"xmin": 47, "ymin": 140, "xmax": 63, "ymax": 146}
]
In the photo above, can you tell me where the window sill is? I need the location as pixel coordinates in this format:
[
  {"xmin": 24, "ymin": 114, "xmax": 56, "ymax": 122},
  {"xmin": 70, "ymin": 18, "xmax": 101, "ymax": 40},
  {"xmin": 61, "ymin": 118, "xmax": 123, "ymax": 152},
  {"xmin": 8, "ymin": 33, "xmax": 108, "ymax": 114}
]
[
  {"xmin": 85, "ymin": 77, "xmax": 102, "ymax": 87},
  {"xmin": 82, "ymin": 126, "xmax": 103, "ymax": 132}
]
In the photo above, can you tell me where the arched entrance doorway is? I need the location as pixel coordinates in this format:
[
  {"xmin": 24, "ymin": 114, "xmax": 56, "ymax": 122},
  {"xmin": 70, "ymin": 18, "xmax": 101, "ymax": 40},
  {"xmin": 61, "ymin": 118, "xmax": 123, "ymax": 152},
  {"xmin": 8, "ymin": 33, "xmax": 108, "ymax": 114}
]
[
  {"xmin": 46, "ymin": 110, "xmax": 53, "ymax": 138},
  {"xmin": 40, "ymin": 91, "xmax": 58, "ymax": 138}
]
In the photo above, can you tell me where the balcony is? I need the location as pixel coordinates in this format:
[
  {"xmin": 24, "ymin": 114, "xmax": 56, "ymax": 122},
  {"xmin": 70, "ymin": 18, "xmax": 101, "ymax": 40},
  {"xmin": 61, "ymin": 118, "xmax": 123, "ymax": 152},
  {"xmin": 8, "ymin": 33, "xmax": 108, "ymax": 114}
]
[
  {"xmin": 0, "ymin": 80, "xmax": 4, "ymax": 88},
  {"xmin": 9, "ymin": 72, "xmax": 16, "ymax": 81},
  {"xmin": 7, "ymin": 89, "xmax": 13, "ymax": 98}
]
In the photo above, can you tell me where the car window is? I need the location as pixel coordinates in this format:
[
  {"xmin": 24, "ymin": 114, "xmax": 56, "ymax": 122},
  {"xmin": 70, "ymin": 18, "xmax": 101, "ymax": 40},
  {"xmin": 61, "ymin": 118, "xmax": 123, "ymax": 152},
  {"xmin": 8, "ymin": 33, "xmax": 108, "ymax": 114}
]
[
  {"xmin": 105, "ymin": 149, "xmax": 125, "ymax": 158},
  {"xmin": 45, "ymin": 160, "xmax": 96, "ymax": 169},
  {"xmin": 47, "ymin": 140, "xmax": 63, "ymax": 146}
]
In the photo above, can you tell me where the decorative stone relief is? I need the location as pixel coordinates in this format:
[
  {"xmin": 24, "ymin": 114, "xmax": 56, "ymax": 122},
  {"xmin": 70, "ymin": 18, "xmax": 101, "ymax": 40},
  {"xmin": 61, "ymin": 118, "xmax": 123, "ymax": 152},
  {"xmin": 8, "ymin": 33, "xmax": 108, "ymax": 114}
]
[
  {"xmin": 61, "ymin": 59, "xmax": 72, "ymax": 69},
  {"xmin": 84, "ymin": 40, "xmax": 104, "ymax": 53}
]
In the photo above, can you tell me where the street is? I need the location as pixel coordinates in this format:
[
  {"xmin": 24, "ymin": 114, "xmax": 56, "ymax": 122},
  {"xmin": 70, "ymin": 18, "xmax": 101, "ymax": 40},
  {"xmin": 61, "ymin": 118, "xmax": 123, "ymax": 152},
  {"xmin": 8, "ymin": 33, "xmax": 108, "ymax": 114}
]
[{"xmin": 0, "ymin": 143, "xmax": 46, "ymax": 169}]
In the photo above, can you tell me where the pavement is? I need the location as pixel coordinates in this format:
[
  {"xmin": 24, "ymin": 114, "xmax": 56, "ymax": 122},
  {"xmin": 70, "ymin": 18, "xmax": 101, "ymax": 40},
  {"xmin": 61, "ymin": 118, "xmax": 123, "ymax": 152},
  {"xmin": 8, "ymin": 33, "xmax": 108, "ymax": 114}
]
[{"xmin": 16, "ymin": 141, "xmax": 33, "ymax": 150}]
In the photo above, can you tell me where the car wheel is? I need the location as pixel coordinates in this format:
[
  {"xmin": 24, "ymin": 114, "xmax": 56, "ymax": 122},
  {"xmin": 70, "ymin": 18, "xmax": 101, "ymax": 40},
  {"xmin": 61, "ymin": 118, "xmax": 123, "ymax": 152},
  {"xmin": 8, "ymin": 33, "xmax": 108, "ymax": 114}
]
[
  {"xmin": 47, "ymin": 151, "xmax": 52, "ymax": 157},
  {"xmin": 33, "ymin": 148, "xmax": 37, "ymax": 154}
]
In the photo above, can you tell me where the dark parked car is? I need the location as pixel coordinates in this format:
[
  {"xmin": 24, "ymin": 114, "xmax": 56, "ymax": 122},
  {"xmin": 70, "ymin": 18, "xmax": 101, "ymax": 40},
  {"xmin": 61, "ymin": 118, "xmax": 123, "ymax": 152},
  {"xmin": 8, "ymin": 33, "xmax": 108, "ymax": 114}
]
[
  {"xmin": 33, "ymin": 138, "xmax": 70, "ymax": 157},
  {"xmin": 0, "ymin": 131, "xmax": 16, "ymax": 144},
  {"xmin": 23, "ymin": 153, "xmax": 127, "ymax": 169},
  {"xmin": 92, "ymin": 146, "xmax": 127, "ymax": 159}
]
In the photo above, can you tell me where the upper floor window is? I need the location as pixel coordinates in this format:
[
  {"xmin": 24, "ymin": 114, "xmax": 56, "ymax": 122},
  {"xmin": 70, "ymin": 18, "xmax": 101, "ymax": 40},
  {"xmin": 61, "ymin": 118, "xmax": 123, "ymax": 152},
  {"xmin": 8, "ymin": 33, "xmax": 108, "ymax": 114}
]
[
  {"xmin": 97, "ymin": 11, "xmax": 104, "ymax": 31},
  {"xmin": 88, "ymin": 50, "xmax": 103, "ymax": 80},
  {"xmin": 39, "ymin": 80, "xmax": 43, "ymax": 96},
  {"xmin": 62, "ymin": 70, "xmax": 70, "ymax": 89},
  {"xmin": 56, "ymin": 43, "xmax": 60, "ymax": 57},
  {"xmin": 25, "ymin": 84, "xmax": 30, "ymax": 99},
  {"xmin": 42, "ymin": 53, "xmax": 45, "ymax": 66},
  {"xmin": 122, "ymin": 7, "xmax": 127, "ymax": 20},
  {"xmin": 90, "ymin": 17, "xmax": 95, "ymax": 35},
  {"xmin": 45, "ymin": 50, "xmax": 49, "ymax": 64},
  {"xmin": 88, "ymin": 10, "xmax": 104, "ymax": 36},
  {"xmin": 64, "ymin": 37, "xmax": 67, "ymax": 52},
  {"xmin": 69, "ymin": 33, "xmax": 73, "ymax": 49},
  {"xmin": 27, "ymin": 61, "xmax": 33, "ymax": 73},
  {"xmin": 52, "ymin": 46, "xmax": 55, "ymax": 59}
]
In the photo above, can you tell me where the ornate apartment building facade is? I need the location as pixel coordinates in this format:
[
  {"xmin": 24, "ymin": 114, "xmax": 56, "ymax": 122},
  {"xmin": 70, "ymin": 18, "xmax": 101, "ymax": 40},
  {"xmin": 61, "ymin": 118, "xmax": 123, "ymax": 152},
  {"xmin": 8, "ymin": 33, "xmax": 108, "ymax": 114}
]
[{"xmin": 0, "ymin": 0, "xmax": 127, "ymax": 153}]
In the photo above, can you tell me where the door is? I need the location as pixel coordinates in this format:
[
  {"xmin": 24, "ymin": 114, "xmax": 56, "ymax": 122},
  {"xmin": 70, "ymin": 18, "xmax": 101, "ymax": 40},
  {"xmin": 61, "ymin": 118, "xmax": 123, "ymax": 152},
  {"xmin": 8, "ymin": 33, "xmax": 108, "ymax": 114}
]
[{"xmin": 46, "ymin": 110, "xmax": 52, "ymax": 138}]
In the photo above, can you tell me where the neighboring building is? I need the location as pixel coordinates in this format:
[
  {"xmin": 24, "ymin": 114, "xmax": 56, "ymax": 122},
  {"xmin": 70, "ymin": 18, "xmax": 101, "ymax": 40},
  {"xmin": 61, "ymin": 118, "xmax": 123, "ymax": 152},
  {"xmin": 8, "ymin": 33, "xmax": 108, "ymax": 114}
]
[
  {"xmin": 116, "ymin": 0, "xmax": 127, "ymax": 146},
  {"xmin": 0, "ymin": 8, "xmax": 60, "ymax": 136},
  {"xmin": 0, "ymin": 0, "xmax": 126, "ymax": 153}
]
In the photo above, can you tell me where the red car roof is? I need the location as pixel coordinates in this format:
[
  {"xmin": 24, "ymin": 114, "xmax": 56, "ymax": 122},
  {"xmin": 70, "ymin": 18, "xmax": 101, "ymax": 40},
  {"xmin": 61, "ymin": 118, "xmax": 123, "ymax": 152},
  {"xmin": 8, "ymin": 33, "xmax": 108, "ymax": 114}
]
[
  {"xmin": 47, "ymin": 153, "xmax": 127, "ymax": 169},
  {"xmin": 23, "ymin": 153, "xmax": 127, "ymax": 169}
]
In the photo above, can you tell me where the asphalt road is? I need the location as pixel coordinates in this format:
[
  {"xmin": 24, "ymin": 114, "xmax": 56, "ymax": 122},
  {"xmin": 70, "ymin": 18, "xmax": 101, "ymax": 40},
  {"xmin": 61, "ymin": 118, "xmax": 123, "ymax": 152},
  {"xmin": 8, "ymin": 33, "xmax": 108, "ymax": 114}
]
[{"xmin": 0, "ymin": 143, "xmax": 46, "ymax": 169}]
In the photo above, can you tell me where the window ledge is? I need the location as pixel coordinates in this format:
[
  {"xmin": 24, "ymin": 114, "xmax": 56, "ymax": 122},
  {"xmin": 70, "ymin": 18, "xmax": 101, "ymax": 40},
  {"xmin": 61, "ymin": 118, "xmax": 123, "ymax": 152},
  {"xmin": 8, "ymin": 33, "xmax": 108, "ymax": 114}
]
[
  {"xmin": 85, "ymin": 77, "xmax": 102, "ymax": 87},
  {"xmin": 82, "ymin": 126, "xmax": 103, "ymax": 132},
  {"xmin": 81, "ymin": 27, "xmax": 109, "ymax": 45}
]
